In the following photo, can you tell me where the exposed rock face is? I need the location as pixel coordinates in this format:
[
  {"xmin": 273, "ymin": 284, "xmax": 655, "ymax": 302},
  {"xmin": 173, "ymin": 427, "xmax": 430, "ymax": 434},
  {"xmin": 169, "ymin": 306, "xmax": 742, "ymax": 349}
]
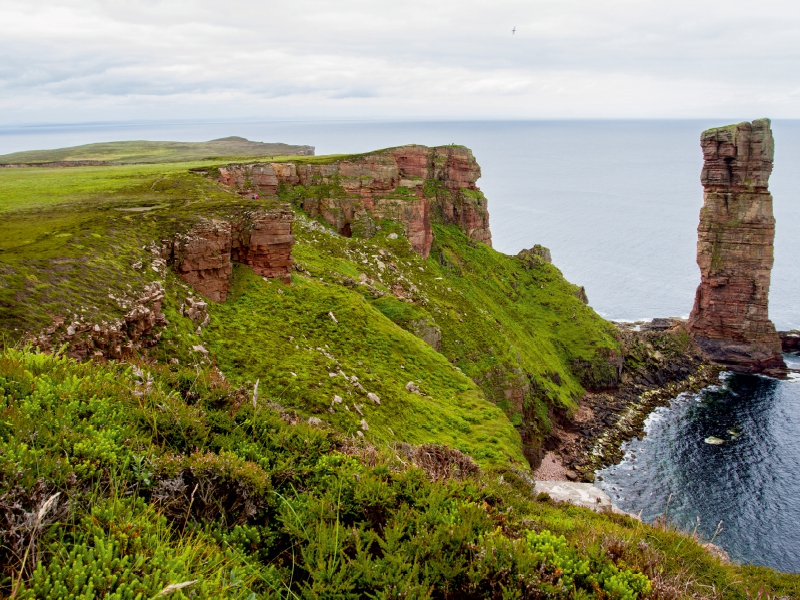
[
  {"xmin": 166, "ymin": 208, "xmax": 294, "ymax": 301},
  {"xmin": 232, "ymin": 209, "xmax": 294, "ymax": 283},
  {"xmin": 688, "ymin": 119, "xmax": 785, "ymax": 373},
  {"xmin": 218, "ymin": 163, "xmax": 299, "ymax": 195},
  {"xmin": 33, "ymin": 282, "xmax": 166, "ymax": 360},
  {"xmin": 779, "ymin": 330, "xmax": 800, "ymax": 353},
  {"xmin": 409, "ymin": 318, "xmax": 442, "ymax": 352},
  {"xmin": 171, "ymin": 221, "xmax": 233, "ymax": 302},
  {"xmin": 215, "ymin": 145, "xmax": 491, "ymax": 258}
]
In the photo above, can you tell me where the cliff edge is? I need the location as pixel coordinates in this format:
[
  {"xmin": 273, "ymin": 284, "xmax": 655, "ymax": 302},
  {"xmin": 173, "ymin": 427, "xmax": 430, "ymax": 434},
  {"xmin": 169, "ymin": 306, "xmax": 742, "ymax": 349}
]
[
  {"xmin": 688, "ymin": 119, "xmax": 785, "ymax": 373},
  {"xmin": 215, "ymin": 144, "xmax": 491, "ymax": 258}
]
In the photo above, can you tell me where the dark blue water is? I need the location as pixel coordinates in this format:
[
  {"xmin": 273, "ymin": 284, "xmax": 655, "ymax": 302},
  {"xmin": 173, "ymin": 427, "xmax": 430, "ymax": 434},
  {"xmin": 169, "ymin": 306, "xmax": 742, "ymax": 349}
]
[
  {"xmin": 596, "ymin": 354, "xmax": 800, "ymax": 572},
  {"xmin": 3, "ymin": 120, "xmax": 800, "ymax": 570}
]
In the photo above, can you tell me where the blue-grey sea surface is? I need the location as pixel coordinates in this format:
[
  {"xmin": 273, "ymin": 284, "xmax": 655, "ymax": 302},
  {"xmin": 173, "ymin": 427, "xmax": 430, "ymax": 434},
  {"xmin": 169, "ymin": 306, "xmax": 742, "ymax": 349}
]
[
  {"xmin": 596, "ymin": 354, "xmax": 800, "ymax": 572},
  {"xmin": 3, "ymin": 119, "xmax": 799, "ymax": 571}
]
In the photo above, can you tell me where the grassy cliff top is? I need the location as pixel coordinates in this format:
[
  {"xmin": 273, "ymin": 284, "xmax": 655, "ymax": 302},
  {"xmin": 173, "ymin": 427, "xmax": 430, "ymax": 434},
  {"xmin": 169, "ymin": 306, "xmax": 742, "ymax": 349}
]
[
  {"xmin": 1, "ymin": 146, "xmax": 797, "ymax": 595},
  {"xmin": 0, "ymin": 136, "xmax": 315, "ymax": 165}
]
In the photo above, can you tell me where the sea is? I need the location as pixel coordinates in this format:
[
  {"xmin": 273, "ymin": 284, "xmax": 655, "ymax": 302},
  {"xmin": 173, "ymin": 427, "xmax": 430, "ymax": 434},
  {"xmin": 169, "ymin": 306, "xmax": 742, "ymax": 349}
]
[{"xmin": 2, "ymin": 119, "xmax": 799, "ymax": 571}]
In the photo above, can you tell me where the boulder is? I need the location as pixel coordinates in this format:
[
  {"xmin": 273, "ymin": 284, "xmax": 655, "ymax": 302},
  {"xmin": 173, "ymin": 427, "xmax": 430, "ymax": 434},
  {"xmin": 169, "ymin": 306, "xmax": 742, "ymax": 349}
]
[{"xmin": 778, "ymin": 330, "xmax": 800, "ymax": 353}]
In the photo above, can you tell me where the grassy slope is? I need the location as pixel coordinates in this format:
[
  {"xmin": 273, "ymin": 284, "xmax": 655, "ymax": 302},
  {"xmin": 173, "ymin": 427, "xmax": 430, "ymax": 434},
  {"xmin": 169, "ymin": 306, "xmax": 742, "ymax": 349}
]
[
  {"xmin": 1, "ymin": 155, "xmax": 798, "ymax": 594},
  {"xmin": 0, "ymin": 160, "xmax": 294, "ymax": 334},
  {"xmin": 0, "ymin": 137, "xmax": 313, "ymax": 165},
  {"xmin": 0, "ymin": 156, "xmax": 616, "ymax": 463},
  {"xmin": 0, "ymin": 160, "xmax": 525, "ymax": 468},
  {"xmin": 1, "ymin": 349, "xmax": 797, "ymax": 599},
  {"xmin": 205, "ymin": 267, "xmax": 521, "ymax": 467}
]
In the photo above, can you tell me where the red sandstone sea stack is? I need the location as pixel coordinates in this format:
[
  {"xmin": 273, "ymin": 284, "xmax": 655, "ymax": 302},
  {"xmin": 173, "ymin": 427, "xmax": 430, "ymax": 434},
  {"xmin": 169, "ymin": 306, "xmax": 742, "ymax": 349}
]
[{"xmin": 687, "ymin": 119, "xmax": 785, "ymax": 373}]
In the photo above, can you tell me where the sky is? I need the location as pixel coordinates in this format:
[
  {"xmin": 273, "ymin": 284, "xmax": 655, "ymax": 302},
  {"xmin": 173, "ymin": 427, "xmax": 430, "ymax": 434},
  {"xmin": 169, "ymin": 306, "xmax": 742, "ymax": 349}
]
[{"xmin": 1, "ymin": 0, "xmax": 799, "ymax": 123}]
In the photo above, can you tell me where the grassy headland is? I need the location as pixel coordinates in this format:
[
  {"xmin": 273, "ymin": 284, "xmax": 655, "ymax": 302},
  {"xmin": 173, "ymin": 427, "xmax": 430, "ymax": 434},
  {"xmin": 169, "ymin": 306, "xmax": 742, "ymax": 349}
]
[
  {"xmin": 0, "ymin": 136, "xmax": 314, "ymax": 165},
  {"xmin": 0, "ymin": 145, "xmax": 797, "ymax": 597}
]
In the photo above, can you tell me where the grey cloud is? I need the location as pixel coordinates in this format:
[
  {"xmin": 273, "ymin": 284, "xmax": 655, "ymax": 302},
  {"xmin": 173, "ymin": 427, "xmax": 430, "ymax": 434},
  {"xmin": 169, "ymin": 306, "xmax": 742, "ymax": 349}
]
[{"xmin": 0, "ymin": 0, "xmax": 799, "ymax": 121}]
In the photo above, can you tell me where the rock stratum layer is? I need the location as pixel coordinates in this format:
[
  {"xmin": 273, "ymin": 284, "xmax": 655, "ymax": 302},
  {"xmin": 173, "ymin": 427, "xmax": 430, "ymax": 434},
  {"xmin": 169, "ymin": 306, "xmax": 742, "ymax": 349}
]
[
  {"xmin": 216, "ymin": 145, "xmax": 491, "ymax": 258},
  {"xmin": 165, "ymin": 207, "xmax": 294, "ymax": 302},
  {"xmin": 688, "ymin": 119, "xmax": 785, "ymax": 373}
]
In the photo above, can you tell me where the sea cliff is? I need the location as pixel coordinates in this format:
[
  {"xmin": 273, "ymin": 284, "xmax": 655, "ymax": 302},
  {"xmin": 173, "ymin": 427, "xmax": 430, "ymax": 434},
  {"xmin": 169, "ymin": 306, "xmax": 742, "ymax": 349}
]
[{"xmin": 1, "ymin": 140, "xmax": 798, "ymax": 597}]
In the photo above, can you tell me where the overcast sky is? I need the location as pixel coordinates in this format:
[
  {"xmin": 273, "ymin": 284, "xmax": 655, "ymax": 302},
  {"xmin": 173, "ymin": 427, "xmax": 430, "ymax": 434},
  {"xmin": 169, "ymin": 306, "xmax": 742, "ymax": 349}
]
[{"xmin": 2, "ymin": 0, "xmax": 799, "ymax": 123}]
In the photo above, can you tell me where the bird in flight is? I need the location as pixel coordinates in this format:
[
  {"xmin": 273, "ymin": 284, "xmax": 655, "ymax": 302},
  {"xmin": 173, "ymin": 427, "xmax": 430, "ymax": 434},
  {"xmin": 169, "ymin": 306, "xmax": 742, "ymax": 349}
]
[{"xmin": 512, "ymin": 26, "xmax": 516, "ymax": 35}]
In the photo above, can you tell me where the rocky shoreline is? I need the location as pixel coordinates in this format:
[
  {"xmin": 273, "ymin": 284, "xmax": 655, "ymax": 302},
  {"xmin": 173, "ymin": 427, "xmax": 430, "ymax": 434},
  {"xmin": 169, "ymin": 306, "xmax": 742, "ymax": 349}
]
[{"xmin": 535, "ymin": 318, "xmax": 722, "ymax": 482}]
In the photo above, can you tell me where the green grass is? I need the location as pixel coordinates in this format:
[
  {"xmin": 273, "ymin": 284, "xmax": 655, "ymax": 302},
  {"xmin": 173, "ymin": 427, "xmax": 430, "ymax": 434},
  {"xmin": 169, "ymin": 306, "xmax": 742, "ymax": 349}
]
[
  {"xmin": 0, "ymin": 136, "xmax": 313, "ymax": 165},
  {"xmin": 205, "ymin": 266, "xmax": 524, "ymax": 468},
  {"xmin": 0, "ymin": 158, "xmax": 618, "ymax": 458},
  {"xmin": 0, "ymin": 161, "xmax": 284, "ymax": 334},
  {"xmin": 1, "ymin": 149, "xmax": 799, "ymax": 596},
  {"xmin": 1, "ymin": 348, "xmax": 797, "ymax": 599},
  {"xmin": 282, "ymin": 212, "xmax": 619, "ymax": 453}
]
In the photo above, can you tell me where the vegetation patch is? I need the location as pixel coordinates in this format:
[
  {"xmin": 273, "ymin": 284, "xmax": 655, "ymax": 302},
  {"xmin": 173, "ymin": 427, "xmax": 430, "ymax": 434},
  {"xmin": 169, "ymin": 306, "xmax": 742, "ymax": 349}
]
[{"xmin": 2, "ymin": 349, "xmax": 796, "ymax": 598}]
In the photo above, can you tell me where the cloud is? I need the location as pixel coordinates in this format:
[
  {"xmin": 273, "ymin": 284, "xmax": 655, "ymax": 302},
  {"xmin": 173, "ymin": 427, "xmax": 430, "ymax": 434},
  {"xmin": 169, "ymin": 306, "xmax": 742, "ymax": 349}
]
[{"xmin": 1, "ymin": 0, "xmax": 799, "ymax": 122}]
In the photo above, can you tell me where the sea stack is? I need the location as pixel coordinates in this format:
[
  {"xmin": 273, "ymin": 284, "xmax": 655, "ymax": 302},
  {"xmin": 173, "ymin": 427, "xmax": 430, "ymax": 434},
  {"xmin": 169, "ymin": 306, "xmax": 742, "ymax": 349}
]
[{"xmin": 688, "ymin": 119, "xmax": 785, "ymax": 373}]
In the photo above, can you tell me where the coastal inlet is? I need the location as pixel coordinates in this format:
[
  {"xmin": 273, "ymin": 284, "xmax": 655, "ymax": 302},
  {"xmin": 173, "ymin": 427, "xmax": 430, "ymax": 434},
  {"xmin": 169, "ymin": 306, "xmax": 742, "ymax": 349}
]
[{"xmin": 595, "ymin": 354, "xmax": 800, "ymax": 573}]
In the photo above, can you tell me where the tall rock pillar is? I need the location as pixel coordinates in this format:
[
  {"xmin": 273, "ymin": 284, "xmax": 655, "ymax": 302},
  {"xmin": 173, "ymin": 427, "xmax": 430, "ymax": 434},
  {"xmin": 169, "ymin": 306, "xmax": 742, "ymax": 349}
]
[{"xmin": 688, "ymin": 119, "xmax": 785, "ymax": 373}]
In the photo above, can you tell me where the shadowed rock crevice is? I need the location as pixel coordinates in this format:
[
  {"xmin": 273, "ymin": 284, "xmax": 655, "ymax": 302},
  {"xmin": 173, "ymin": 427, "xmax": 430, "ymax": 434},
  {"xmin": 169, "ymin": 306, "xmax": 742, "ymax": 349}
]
[{"xmin": 688, "ymin": 119, "xmax": 785, "ymax": 374}]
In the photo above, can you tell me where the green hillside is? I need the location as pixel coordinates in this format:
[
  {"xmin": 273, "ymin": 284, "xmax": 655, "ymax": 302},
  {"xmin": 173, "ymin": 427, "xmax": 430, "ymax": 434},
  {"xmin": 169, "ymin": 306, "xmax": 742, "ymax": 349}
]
[
  {"xmin": 0, "ymin": 149, "xmax": 797, "ymax": 597},
  {"xmin": 2, "ymin": 348, "xmax": 797, "ymax": 599},
  {"xmin": 0, "ymin": 136, "xmax": 314, "ymax": 165}
]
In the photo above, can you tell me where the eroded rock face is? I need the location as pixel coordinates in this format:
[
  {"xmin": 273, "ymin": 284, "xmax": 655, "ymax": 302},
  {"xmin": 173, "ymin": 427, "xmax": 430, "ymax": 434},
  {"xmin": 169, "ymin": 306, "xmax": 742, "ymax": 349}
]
[
  {"xmin": 688, "ymin": 119, "xmax": 785, "ymax": 373},
  {"xmin": 171, "ymin": 221, "xmax": 233, "ymax": 302},
  {"xmin": 232, "ymin": 208, "xmax": 295, "ymax": 284},
  {"xmin": 215, "ymin": 145, "xmax": 491, "ymax": 258},
  {"xmin": 33, "ymin": 282, "xmax": 166, "ymax": 360},
  {"xmin": 165, "ymin": 208, "xmax": 294, "ymax": 301},
  {"xmin": 218, "ymin": 163, "xmax": 299, "ymax": 194}
]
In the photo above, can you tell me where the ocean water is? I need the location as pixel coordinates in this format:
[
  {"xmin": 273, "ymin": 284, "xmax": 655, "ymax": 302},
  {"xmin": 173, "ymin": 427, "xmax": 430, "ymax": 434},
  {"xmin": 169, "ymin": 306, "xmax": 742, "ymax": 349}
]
[
  {"xmin": 2, "ymin": 118, "xmax": 798, "ymax": 328},
  {"xmin": 596, "ymin": 356, "xmax": 800, "ymax": 572},
  {"xmin": 3, "ymin": 119, "xmax": 799, "ymax": 571}
]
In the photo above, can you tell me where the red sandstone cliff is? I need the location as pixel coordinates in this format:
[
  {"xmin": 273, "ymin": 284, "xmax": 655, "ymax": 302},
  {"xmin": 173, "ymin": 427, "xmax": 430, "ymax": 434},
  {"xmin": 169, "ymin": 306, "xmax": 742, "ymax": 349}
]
[
  {"xmin": 165, "ymin": 207, "xmax": 294, "ymax": 302},
  {"xmin": 215, "ymin": 145, "xmax": 491, "ymax": 258},
  {"xmin": 688, "ymin": 119, "xmax": 785, "ymax": 373}
]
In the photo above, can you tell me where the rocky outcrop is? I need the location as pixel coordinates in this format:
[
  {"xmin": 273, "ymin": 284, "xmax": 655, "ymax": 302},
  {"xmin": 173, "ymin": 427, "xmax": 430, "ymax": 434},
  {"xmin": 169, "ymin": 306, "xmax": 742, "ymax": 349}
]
[
  {"xmin": 218, "ymin": 163, "xmax": 299, "ymax": 195},
  {"xmin": 165, "ymin": 207, "xmax": 294, "ymax": 302},
  {"xmin": 517, "ymin": 244, "xmax": 551, "ymax": 265},
  {"xmin": 32, "ymin": 282, "xmax": 166, "ymax": 360},
  {"xmin": 779, "ymin": 330, "xmax": 800, "ymax": 353},
  {"xmin": 231, "ymin": 209, "xmax": 294, "ymax": 283},
  {"xmin": 214, "ymin": 145, "xmax": 491, "ymax": 258},
  {"xmin": 409, "ymin": 319, "xmax": 442, "ymax": 352},
  {"xmin": 688, "ymin": 119, "xmax": 785, "ymax": 373},
  {"xmin": 171, "ymin": 221, "xmax": 233, "ymax": 302}
]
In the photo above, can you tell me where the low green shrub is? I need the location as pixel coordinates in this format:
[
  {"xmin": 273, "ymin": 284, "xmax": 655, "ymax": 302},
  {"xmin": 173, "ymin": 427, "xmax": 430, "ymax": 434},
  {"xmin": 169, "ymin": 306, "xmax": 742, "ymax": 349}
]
[{"xmin": 2, "ymin": 348, "xmax": 797, "ymax": 599}]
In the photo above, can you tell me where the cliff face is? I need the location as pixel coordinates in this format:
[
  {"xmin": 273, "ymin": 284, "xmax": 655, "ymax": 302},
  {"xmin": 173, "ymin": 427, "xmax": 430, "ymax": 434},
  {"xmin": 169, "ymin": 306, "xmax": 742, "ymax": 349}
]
[
  {"xmin": 688, "ymin": 119, "xmax": 785, "ymax": 373},
  {"xmin": 216, "ymin": 145, "xmax": 491, "ymax": 258},
  {"xmin": 166, "ymin": 208, "xmax": 294, "ymax": 302}
]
